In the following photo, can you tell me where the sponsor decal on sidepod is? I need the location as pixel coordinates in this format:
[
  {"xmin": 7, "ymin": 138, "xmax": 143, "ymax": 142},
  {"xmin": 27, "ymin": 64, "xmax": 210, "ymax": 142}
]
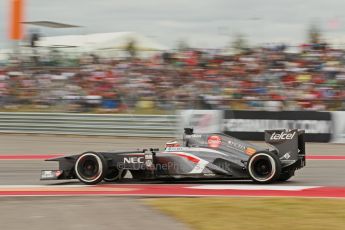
[
  {"xmin": 245, "ymin": 147, "xmax": 256, "ymax": 155},
  {"xmin": 124, "ymin": 157, "xmax": 144, "ymax": 164},
  {"xmin": 228, "ymin": 139, "xmax": 256, "ymax": 155},
  {"xmin": 208, "ymin": 135, "xmax": 222, "ymax": 148}
]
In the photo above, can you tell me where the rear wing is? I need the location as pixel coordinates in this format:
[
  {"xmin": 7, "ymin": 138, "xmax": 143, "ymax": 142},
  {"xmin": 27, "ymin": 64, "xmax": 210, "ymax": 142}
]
[{"xmin": 264, "ymin": 129, "xmax": 305, "ymax": 163}]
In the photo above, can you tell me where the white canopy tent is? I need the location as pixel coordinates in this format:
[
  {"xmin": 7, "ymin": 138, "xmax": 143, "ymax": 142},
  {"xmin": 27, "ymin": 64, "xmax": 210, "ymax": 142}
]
[
  {"xmin": 36, "ymin": 32, "xmax": 169, "ymax": 57},
  {"xmin": 0, "ymin": 49, "xmax": 13, "ymax": 64}
]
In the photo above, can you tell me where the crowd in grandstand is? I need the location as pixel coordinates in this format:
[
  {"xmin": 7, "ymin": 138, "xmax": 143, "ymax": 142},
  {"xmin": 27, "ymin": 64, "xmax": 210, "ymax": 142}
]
[{"xmin": 0, "ymin": 44, "xmax": 344, "ymax": 112}]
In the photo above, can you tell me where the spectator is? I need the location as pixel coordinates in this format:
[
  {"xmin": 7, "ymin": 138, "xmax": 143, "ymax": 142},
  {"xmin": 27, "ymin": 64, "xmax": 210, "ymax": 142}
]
[{"xmin": 0, "ymin": 44, "xmax": 344, "ymax": 112}]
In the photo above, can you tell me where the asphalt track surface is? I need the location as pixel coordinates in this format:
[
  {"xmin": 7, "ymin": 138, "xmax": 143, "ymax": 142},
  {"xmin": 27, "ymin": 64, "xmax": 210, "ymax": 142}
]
[
  {"xmin": 0, "ymin": 134, "xmax": 344, "ymax": 230},
  {"xmin": 0, "ymin": 197, "xmax": 189, "ymax": 230},
  {"xmin": 0, "ymin": 134, "xmax": 344, "ymax": 186}
]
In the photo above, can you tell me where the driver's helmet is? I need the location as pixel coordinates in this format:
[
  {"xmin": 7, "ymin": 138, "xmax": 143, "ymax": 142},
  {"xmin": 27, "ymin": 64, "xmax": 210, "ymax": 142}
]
[{"xmin": 165, "ymin": 140, "xmax": 181, "ymax": 148}]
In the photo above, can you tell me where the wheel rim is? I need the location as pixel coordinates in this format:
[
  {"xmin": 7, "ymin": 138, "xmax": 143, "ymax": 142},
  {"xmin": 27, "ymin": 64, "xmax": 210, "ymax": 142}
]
[
  {"xmin": 75, "ymin": 153, "xmax": 103, "ymax": 182},
  {"xmin": 248, "ymin": 153, "xmax": 276, "ymax": 182}
]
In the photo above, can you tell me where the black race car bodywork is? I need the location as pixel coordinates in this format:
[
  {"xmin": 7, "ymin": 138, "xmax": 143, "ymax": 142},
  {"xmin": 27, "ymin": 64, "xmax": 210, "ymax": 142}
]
[{"xmin": 41, "ymin": 128, "xmax": 306, "ymax": 184}]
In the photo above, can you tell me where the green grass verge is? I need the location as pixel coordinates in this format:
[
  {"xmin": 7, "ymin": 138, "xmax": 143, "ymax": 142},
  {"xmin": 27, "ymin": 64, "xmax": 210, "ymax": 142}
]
[{"xmin": 147, "ymin": 197, "xmax": 345, "ymax": 230}]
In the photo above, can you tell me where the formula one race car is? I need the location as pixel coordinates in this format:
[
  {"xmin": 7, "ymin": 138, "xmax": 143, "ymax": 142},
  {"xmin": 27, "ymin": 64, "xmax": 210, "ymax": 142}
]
[{"xmin": 41, "ymin": 128, "xmax": 306, "ymax": 184}]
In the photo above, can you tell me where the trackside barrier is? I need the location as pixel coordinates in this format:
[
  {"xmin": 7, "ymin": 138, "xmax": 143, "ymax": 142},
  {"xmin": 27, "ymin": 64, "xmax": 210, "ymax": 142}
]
[
  {"xmin": 0, "ymin": 111, "xmax": 341, "ymax": 143},
  {"xmin": 223, "ymin": 110, "xmax": 333, "ymax": 142},
  {"xmin": 180, "ymin": 110, "xmax": 333, "ymax": 143},
  {"xmin": 0, "ymin": 112, "xmax": 177, "ymax": 137},
  {"xmin": 332, "ymin": 111, "xmax": 345, "ymax": 143}
]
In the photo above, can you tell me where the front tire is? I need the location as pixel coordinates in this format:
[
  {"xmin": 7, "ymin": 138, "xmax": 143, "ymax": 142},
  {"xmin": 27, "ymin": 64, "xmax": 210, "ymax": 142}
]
[
  {"xmin": 247, "ymin": 151, "xmax": 281, "ymax": 184},
  {"xmin": 75, "ymin": 152, "xmax": 107, "ymax": 185}
]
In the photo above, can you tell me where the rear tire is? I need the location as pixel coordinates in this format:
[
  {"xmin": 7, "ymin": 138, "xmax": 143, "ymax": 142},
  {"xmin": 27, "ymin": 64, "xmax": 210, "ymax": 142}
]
[
  {"xmin": 75, "ymin": 152, "xmax": 107, "ymax": 185},
  {"xmin": 248, "ymin": 151, "xmax": 281, "ymax": 184},
  {"xmin": 278, "ymin": 170, "xmax": 295, "ymax": 182}
]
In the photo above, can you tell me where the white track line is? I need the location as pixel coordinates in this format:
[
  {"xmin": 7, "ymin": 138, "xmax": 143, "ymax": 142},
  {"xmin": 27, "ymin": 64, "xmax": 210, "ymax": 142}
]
[{"xmin": 188, "ymin": 185, "xmax": 320, "ymax": 191}]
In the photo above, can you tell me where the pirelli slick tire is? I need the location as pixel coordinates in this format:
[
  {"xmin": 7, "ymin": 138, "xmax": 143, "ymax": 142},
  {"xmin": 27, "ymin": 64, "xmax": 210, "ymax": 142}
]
[
  {"xmin": 248, "ymin": 151, "xmax": 281, "ymax": 184},
  {"xmin": 103, "ymin": 169, "xmax": 127, "ymax": 182},
  {"xmin": 75, "ymin": 152, "xmax": 108, "ymax": 185}
]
